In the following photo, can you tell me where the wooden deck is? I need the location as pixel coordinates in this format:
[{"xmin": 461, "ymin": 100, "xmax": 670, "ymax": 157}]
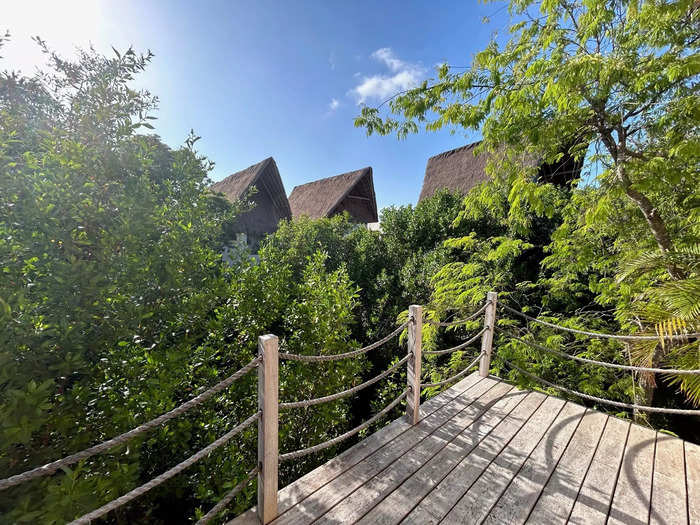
[{"xmin": 232, "ymin": 372, "xmax": 699, "ymax": 525}]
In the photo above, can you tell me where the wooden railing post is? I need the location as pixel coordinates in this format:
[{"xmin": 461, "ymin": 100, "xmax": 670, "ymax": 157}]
[
  {"xmin": 257, "ymin": 335, "xmax": 278, "ymax": 524},
  {"xmin": 479, "ymin": 292, "xmax": 498, "ymax": 377},
  {"xmin": 406, "ymin": 305, "xmax": 422, "ymax": 425}
]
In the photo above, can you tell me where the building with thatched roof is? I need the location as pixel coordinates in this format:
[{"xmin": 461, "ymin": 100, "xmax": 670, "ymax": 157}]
[
  {"xmin": 418, "ymin": 142, "xmax": 492, "ymax": 202},
  {"xmin": 418, "ymin": 141, "xmax": 583, "ymax": 202},
  {"xmin": 211, "ymin": 157, "xmax": 291, "ymax": 250},
  {"xmin": 288, "ymin": 167, "xmax": 378, "ymax": 223}
]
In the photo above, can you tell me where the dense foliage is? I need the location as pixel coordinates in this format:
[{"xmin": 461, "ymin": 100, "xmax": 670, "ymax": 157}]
[
  {"xmin": 0, "ymin": 42, "xmax": 365, "ymax": 524},
  {"xmin": 259, "ymin": 192, "xmax": 475, "ymax": 416},
  {"xmin": 1, "ymin": 0, "xmax": 698, "ymax": 521},
  {"xmin": 357, "ymin": 0, "xmax": 699, "ymax": 433}
]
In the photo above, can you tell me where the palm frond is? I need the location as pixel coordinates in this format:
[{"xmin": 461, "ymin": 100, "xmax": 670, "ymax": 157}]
[
  {"xmin": 649, "ymin": 278, "xmax": 700, "ymax": 320},
  {"xmin": 618, "ymin": 244, "xmax": 700, "ymax": 282},
  {"xmin": 618, "ymin": 248, "xmax": 700, "ymax": 406},
  {"xmin": 665, "ymin": 347, "xmax": 700, "ymax": 406}
]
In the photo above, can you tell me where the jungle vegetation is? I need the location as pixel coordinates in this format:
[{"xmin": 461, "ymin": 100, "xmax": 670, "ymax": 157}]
[{"xmin": 1, "ymin": 0, "xmax": 698, "ymax": 522}]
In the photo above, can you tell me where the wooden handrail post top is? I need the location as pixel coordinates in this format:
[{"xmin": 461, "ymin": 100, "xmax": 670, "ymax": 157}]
[{"xmin": 479, "ymin": 292, "xmax": 498, "ymax": 377}]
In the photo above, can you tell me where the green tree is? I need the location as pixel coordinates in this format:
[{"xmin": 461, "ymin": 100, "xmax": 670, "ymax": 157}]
[
  {"xmin": 0, "ymin": 39, "xmax": 364, "ymax": 524},
  {"xmin": 356, "ymin": 0, "xmax": 699, "ymax": 411},
  {"xmin": 260, "ymin": 197, "xmax": 473, "ymax": 423},
  {"xmin": 0, "ymin": 39, "xmax": 249, "ymax": 523},
  {"xmin": 357, "ymin": 0, "xmax": 697, "ymax": 262}
]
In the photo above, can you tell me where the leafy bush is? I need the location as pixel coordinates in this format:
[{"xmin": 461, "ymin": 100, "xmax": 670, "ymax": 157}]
[{"xmin": 0, "ymin": 41, "xmax": 363, "ymax": 524}]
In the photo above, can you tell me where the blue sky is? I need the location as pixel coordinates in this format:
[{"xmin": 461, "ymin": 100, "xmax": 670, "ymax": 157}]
[{"xmin": 3, "ymin": 1, "xmax": 512, "ymax": 210}]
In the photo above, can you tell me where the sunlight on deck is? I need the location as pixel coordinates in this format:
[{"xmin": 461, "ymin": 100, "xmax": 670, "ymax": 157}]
[{"xmin": 232, "ymin": 372, "xmax": 699, "ymax": 525}]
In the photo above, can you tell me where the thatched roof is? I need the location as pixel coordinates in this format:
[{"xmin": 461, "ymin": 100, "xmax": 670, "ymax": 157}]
[
  {"xmin": 418, "ymin": 142, "xmax": 492, "ymax": 202},
  {"xmin": 211, "ymin": 157, "xmax": 292, "ymax": 220},
  {"xmin": 289, "ymin": 167, "xmax": 378, "ymax": 222},
  {"xmin": 419, "ymin": 140, "xmax": 584, "ymax": 202}
]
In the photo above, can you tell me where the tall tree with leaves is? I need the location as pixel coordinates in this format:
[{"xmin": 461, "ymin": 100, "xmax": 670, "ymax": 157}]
[
  {"xmin": 0, "ymin": 38, "xmax": 366, "ymax": 523},
  {"xmin": 357, "ymin": 0, "xmax": 697, "ymax": 259},
  {"xmin": 356, "ymin": 0, "xmax": 699, "ymax": 405}
]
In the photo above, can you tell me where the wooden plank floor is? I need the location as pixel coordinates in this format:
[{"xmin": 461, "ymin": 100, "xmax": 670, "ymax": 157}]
[{"xmin": 231, "ymin": 372, "xmax": 698, "ymax": 525}]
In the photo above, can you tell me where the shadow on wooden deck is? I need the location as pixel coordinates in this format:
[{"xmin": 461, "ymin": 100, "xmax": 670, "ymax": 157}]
[{"xmin": 231, "ymin": 372, "xmax": 698, "ymax": 525}]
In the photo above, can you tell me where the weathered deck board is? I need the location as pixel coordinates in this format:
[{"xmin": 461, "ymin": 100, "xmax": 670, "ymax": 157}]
[
  {"xmin": 271, "ymin": 376, "xmax": 499, "ymax": 524},
  {"xmin": 354, "ymin": 386, "xmax": 524, "ymax": 524},
  {"xmin": 478, "ymin": 401, "xmax": 586, "ymax": 525},
  {"xmin": 650, "ymin": 432, "xmax": 687, "ymax": 525},
  {"xmin": 401, "ymin": 390, "xmax": 546, "ymax": 523},
  {"xmin": 318, "ymin": 383, "xmax": 510, "ymax": 524},
  {"xmin": 230, "ymin": 372, "xmax": 695, "ymax": 525},
  {"xmin": 607, "ymin": 424, "xmax": 657, "ymax": 525},
  {"xmin": 313, "ymin": 381, "xmax": 514, "ymax": 524},
  {"xmin": 567, "ymin": 414, "xmax": 630, "ymax": 524},
  {"xmin": 685, "ymin": 440, "xmax": 700, "ymax": 525},
  {"xmin": 440, "ymin": 395, "xmax": 569, "ymax": 524},
  {"xmin": 525, "ymin": 410, "xmax": 607, "ymax": 524}
]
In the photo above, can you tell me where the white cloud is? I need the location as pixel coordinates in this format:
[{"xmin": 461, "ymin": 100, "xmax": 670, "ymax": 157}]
[
  {"xmin": 349, "ymin": 48, "xmax": 425, "ymax": 104},
  {"xmin": 329, "ymin": 98, "xmax": 340, "ymax": 111},
  {"xmin": 371, "ymin": 48, "xmax": 406, "ymax": 73}
]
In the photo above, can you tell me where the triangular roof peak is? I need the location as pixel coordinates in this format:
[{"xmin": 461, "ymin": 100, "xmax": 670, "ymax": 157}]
[
  {"xmin": 289, "ymin": 167, "xmax": 377, "ymax": 222},
  {"xmin": 211, "ymin": 157, "xmax": 291, "ymax": 218},
  {"xmin": 211, "ymin": 156, "xmax": 274, "ymax": 201}
]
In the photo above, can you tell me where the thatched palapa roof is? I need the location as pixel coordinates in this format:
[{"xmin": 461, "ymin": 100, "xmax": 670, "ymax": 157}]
[
  {"xmin": 289, "ymin": 167, "xmax": 378, "ymax": 223},
  {"xmin": 211, "ymin": 157, "xmax": 292, "ymax": 219},
  {"xmin": 211, "ymin": 157, "xmax": 291, "ymax": 248},
  {"xmin": 419, "ymin": 140, "xmax": 583, "ymax": 202},
  {"xmin": 418, "ymin": 142, "xmax": 491, "ymax": 202}
]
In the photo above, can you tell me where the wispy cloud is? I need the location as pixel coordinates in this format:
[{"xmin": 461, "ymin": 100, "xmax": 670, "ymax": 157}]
[
  {"xmin": 371, "ymin": 48, "xmax": 407, "ymax": 73},
  {"xmin": 349, "ymin": 48, "xmax": 425, "ymax": 104},
  {"xmin": 323, "ymin": 97, "xmax": 341, "ymax": 119}
]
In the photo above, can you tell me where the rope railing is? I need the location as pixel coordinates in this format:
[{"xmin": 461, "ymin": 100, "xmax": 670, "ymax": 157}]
[
  {"xmin": 421, "ymin": 352, "xmax": 483, "ymax": 389},
  {"xmin": 69, "ymin": 411, "xmax": 260, "ymax": 524},
  {"xmin": 499, "ymin": 357, "xmax": 700, "ymax": 416},
  {"xmin": 279, "ymin": 322, "xmax": 408, "ymax": 362},
  {"xmin": 500, "ymin": 304, "xmax": 700, "ymax": 341},
  {"xmin": 424, "ymin": 301, "xmax": 491, "ymax": 327},
  {"xmin": 0, "ymin": 357, "xmax": 260, "ymax": 492},
  {"xmin": 13, "ymin": 291, "xmax": 698, "ymax": 524},
  {"xmin": 423, "ymin": 328, "xmax": 486, "ymax": 356},
  {"xmin": 279, "ymin": 389, "xmax": 408, "ymax": 462},
  {"xmin": 196, "ymin": 467, "xmax": 258, "ymax": 525},
  {"xmin": 279, "ymin": 354, "xmax": 410, "ymax": 409},
  {"xmin": 497, "ymin": 327, "xmax": 700, "ymax": 375}
]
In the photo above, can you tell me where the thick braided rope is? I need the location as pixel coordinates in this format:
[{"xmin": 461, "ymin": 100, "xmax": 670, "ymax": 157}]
[
  {"xmin": 69, "ymin": 412, "xmax": 260, "ymax": 525},
  {"xmin": 279, "ymin": 322, "xmax": 408, "ymax": 362},
  {"xmin": 279, "ymin": 389, "xmax": 408, "ymax": 462},
  {"xmin": 500, "ymin": 304, "xmax": 700, "ymax": 341},
  {"xmin": 280, "ymin": 354, "xmax": 410, "ymax": 409},
  {"xmin": 498, "ymin": 327, "xmax": 700, "ymax": 375},
  {"xmin": 0, "ymin": 357, "xmax": 260, "ymax": 491},
  {"xmin": 425, "ymin": 301, "xmax": 491, "ymax": 327},
  {"xmin": 196, "ymin": 467, "xmax": 258, "ymax": 525},
  {"xmin": 423, "ymin": 328, "xmax": 486, "ymax": 356},
  {"xmin": 500, "ymin": 358, "xmax": 700, "ymax": 415},
  {"xmin": 421, "ymin": 353, "xmax": 483, "ymax": 389}
]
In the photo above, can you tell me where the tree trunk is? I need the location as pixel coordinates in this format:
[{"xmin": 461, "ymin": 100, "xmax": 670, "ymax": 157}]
[
  {"xmin": 632, "ymin": 376, "xmax": 655, "ymax": 424},
  {"xmin": 616, "ymin": 163, "xmax": 684, "ymax": 279}
]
